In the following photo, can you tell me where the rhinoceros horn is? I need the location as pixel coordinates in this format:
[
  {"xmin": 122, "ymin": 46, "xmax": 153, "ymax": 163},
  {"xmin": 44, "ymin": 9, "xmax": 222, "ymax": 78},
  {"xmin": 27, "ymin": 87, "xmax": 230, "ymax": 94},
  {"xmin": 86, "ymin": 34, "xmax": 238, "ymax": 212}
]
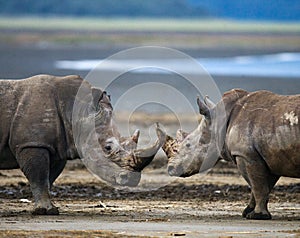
[
  {"xmin": 120, "ymin": 129, "xmax": 140, "ymax": 150},
  {"xmin": 176, "ymin": 129, "xmax": 189, "ymax": 142},
  {"xmin": 162, "ymin": 127, "xmax": 189, "ymax": 162},
  {"xmin": 162, "ymin": 134, "xmax": 177, "ymax": 160},
  {"xmin": 94, "ymin": 93, "xmax": 165, "ymax": 173},
  {"xmin": 132, "ymin": 123, "xmax": 166, "ymax": 171}
]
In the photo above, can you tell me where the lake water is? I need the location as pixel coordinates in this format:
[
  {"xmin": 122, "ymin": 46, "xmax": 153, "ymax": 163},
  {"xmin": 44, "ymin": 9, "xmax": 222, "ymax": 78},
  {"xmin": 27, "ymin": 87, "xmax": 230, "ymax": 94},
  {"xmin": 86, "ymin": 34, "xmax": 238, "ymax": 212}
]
[
  {"xmin": 1, "ymin": 45, "xmax": 299, "ymax": 113},
  {"xmin": 54, "ymin": 51, "xmax": 300, "ymax": 115},
  {"xmin": 56, "ymin": 52, "xmax": 300, "ymax": 78}
]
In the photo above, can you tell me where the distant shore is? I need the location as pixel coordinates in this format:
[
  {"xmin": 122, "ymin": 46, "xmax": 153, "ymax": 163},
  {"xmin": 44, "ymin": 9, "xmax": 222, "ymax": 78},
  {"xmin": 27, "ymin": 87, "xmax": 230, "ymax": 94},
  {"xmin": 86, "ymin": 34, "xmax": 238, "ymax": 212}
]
[{"xmin": 0, "ymin": 16, "xmax": 300, "ymax": 50}]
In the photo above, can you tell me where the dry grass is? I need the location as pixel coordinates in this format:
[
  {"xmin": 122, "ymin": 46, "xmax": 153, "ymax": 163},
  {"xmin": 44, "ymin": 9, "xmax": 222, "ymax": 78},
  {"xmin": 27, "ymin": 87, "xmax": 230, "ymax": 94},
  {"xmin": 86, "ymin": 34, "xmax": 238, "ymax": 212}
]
[
  {"xmin": 0, "ymin": 17, "xmax": 300, "ymax": 48},
  {"xmin": 0, "ymin": 17, "xmax": 300, "ymax": 33}
]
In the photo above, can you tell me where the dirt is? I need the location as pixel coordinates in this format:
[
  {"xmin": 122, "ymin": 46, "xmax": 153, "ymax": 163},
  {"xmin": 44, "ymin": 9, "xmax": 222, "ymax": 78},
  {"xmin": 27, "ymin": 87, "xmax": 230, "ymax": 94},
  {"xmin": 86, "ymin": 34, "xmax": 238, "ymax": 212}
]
[{"xmin": 0, "ymin": 160, "xmax": 299, "ymax": 237}]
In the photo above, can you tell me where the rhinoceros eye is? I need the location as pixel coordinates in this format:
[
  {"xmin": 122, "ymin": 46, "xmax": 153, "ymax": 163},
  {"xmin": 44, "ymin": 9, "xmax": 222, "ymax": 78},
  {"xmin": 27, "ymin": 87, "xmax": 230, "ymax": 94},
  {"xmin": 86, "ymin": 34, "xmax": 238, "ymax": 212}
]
[
  {"xmin": 104, "ymin": 145, "xmax": 112, "ymax": 151},
  {"xmin": 186, "ymin": 143, "xmax": 191, "ymax": 148},
  {"xmin": 104, "ymin": 139, "xmax": 113, "ymax": 152}
]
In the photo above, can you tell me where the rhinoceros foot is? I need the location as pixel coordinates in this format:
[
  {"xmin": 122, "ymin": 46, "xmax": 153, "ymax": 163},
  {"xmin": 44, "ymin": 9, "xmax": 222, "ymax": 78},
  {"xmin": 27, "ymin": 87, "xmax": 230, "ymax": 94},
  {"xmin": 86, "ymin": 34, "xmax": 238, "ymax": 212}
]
[
  {"xmin": 246, "ymin": 211, "xmax": 272, "ymax": 220},
  {"xmin": 32, "ymin": 206, "xmax": 59, "ymax": 215},
  {"xmin": 242, "ymin": 205, "xmax": 254, "ymax": 218}
]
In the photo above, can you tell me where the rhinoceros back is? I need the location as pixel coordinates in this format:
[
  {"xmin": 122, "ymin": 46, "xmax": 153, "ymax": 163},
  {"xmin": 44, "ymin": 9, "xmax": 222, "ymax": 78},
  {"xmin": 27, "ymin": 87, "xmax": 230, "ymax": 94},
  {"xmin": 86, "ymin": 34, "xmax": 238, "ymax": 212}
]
[{"xmin": 229, "ymin": 91, "xmax": 300, "ymax": 178}]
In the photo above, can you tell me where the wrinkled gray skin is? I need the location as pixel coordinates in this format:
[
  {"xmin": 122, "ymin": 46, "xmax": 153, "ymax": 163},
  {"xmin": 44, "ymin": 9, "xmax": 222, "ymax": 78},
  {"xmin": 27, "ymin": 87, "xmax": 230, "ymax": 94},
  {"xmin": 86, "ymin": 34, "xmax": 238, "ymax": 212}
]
[
  {"xmin": 0, "ymin": 75, "xmax": 165, "ymax": 215},
  {"xmin": 163, "ymin": 89, "xmax": 300, "ymax": 220}
]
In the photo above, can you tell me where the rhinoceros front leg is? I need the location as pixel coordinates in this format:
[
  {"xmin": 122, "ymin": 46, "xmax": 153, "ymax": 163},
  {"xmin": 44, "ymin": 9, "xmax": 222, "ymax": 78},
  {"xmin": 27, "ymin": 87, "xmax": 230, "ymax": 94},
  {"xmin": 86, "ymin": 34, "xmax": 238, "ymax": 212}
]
[
  {"xmin": 17, "ymin": 147, "xmax": 59, "ymax": 215},
  {"xmin": 236, "ymin": 156, "xmax": 279, "ymax": 220}
]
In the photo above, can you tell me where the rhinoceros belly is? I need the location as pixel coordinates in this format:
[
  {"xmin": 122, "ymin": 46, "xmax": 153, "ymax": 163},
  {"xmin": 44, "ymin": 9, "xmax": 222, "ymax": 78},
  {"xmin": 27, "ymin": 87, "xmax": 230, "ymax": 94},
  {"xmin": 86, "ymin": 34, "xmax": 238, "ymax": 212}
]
[
  {"xmin": 0, "ymin": 145, "xmax": 18, "ymax": 169},
  {"xmin": 0, "ymin": 80, "xmax": 19, "ymax": 169}
]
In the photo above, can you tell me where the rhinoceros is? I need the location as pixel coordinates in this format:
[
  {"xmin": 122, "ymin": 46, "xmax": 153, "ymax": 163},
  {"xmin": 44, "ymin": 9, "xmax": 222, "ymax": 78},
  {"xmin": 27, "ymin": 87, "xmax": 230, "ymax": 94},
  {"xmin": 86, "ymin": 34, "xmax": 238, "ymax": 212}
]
[
  {"xmin": 0, "ymin": 74, "xmax": 165, "ymax": 215},
  {"xmin": 163, "ymin": 89, "xmax": 300, "ymax": 220}
]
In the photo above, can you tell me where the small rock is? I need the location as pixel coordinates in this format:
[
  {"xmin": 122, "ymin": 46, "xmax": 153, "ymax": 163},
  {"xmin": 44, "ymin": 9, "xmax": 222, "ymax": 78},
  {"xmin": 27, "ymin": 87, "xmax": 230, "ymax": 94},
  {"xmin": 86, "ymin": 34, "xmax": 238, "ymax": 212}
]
[
  {"xmin": 95, "ymin": 201, "xmax": 107, "ymax": 208},
  {"xmin": 19, "ymin": 198, "xmax": 31, "ymax": 203},
  {"xmin": 170, "ymin": 232, "xmax": 186, "ymax": 236}
]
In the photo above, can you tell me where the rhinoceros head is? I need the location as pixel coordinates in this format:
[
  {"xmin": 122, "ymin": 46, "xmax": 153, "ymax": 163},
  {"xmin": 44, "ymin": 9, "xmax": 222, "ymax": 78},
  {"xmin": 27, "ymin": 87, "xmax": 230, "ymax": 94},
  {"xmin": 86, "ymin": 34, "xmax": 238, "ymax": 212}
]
[
  {"xmin": 162, "ymin": 90, "xmax": 248, "ymax": 177},
  {"xmin": 162, "ymin": 96, "xmax": 217, "ymax": 177},
  {"xmin": 75, "ymin": 88, "xmax": 166, "ymax": 187}
]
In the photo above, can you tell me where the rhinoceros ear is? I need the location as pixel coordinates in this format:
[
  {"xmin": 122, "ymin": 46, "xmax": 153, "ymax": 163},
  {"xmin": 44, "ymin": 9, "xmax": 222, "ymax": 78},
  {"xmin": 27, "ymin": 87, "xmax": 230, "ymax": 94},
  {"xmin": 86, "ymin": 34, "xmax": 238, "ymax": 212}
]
[
  {"xmin": 197, "ymin": 96, "xmax": 211, "ymax": 120},
  {"xmin": 92, "ymin": 87, "xmax": 112, "ymax": 112},
  {"xmin": 99, "ymin": 91, "xmax": 112, "ymax": 110},
  {"xmin": 93, "ymin": 89, "xmax": 113, "ymax": 113},
  {"xmin": 92, "ymin": 87, "xmax": 103, "ymax": 111},
  {"xmin": 92, "ymin": 87, "xmax": 101, "ymax": 104},
  {"xmin": 94, "ymin": 91, "xmax": 113, "ymax": 126}
]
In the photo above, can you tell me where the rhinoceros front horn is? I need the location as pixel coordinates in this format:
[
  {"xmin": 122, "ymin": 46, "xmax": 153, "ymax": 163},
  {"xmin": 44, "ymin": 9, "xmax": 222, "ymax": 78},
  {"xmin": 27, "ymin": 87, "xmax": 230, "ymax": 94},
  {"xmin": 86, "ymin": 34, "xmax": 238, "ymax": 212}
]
[{"xmin": 132, "ymin": 123, "xmax": 166, "ymax": 171}]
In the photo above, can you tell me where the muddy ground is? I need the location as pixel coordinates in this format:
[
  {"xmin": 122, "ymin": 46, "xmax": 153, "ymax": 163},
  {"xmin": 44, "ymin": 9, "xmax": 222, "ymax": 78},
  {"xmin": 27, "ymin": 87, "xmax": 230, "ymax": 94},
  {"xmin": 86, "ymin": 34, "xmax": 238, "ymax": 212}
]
[{"xmin": 0, "ymin": 158, "xmax": 299, "ymax": 237}]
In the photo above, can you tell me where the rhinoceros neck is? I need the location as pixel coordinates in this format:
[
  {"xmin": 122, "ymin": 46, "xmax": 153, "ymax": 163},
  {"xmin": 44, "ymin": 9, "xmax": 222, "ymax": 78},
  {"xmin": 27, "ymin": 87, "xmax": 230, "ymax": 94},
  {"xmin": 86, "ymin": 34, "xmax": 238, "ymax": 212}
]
[{"xmin": 212, "ymin": 89, "xmax": 249, "ymax": 161}]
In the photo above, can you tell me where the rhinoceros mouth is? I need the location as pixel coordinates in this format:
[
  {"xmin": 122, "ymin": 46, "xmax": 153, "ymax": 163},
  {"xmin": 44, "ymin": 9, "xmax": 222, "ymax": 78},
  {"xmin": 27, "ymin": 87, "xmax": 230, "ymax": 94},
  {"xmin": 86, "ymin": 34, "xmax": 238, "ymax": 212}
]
[{"xmin": 167, "ymin": 163, "xmax": 197, "ymax": 177}]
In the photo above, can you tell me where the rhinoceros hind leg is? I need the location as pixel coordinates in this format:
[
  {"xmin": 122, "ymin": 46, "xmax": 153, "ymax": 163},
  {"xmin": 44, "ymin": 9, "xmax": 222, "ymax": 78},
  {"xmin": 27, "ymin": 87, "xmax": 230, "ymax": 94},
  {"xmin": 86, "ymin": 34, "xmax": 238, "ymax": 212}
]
[
  {"xmin": 49, "ymin": 159, "xmax": 67, "ymax": 186},
  {"xmin": 236, "ymin": 160, "xmax": 256, "ymax": 217},
  {"xmin": 32, "ymin": 207, "xmax": 47, "ymax": 215},
  {"xmin": 236, "ymin": 156, "xmax": 279, "ymax": 220},
  {"xmin": 248, "ymin": 172, "xmax": 279, "ymax": 220},
  {"xmin": 17, "ymin": 147, "xmax": 59, "ymax": 215}
]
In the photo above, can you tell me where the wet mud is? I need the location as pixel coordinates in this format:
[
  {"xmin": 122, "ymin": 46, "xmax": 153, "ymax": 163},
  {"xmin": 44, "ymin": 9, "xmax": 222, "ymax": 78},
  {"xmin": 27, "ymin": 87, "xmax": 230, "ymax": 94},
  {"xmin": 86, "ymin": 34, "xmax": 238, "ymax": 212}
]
[{"xmin": 0, "ymin": 161, "xmax": 299, "ymax": 237}]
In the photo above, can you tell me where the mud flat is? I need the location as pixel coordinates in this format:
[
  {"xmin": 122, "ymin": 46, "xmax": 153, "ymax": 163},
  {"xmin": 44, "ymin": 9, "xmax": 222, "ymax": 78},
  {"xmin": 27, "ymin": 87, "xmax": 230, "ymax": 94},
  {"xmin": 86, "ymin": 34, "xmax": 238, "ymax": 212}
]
[{"xmin": 0, "ymin": 160, "xmax": 299, "ymax": 237}]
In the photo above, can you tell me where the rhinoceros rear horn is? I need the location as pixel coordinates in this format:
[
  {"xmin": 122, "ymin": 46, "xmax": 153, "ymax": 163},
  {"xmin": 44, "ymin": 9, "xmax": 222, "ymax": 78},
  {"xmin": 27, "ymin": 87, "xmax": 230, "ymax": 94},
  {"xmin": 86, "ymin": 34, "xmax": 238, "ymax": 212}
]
[
  {"xmin": 132, "ymin": 123, "xmax": 166, "ymax": 171},
  {"xmin": 161, "ymin": 128, "xmax": 188, "ymax": 160},
  {"xmin": 176, "ymin": 129, "xmax": 188, "ymax": 142},
  {"xmin": 120, "ymin": 129, "xmax": 140, "ymax": 151},
  {"xmin": 131, "ymin": 129, "xmax": 140, "ymax": 144},
  {"xmin": 162, "ymin": 134, "xmax": 179, "ymax": 161}
]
